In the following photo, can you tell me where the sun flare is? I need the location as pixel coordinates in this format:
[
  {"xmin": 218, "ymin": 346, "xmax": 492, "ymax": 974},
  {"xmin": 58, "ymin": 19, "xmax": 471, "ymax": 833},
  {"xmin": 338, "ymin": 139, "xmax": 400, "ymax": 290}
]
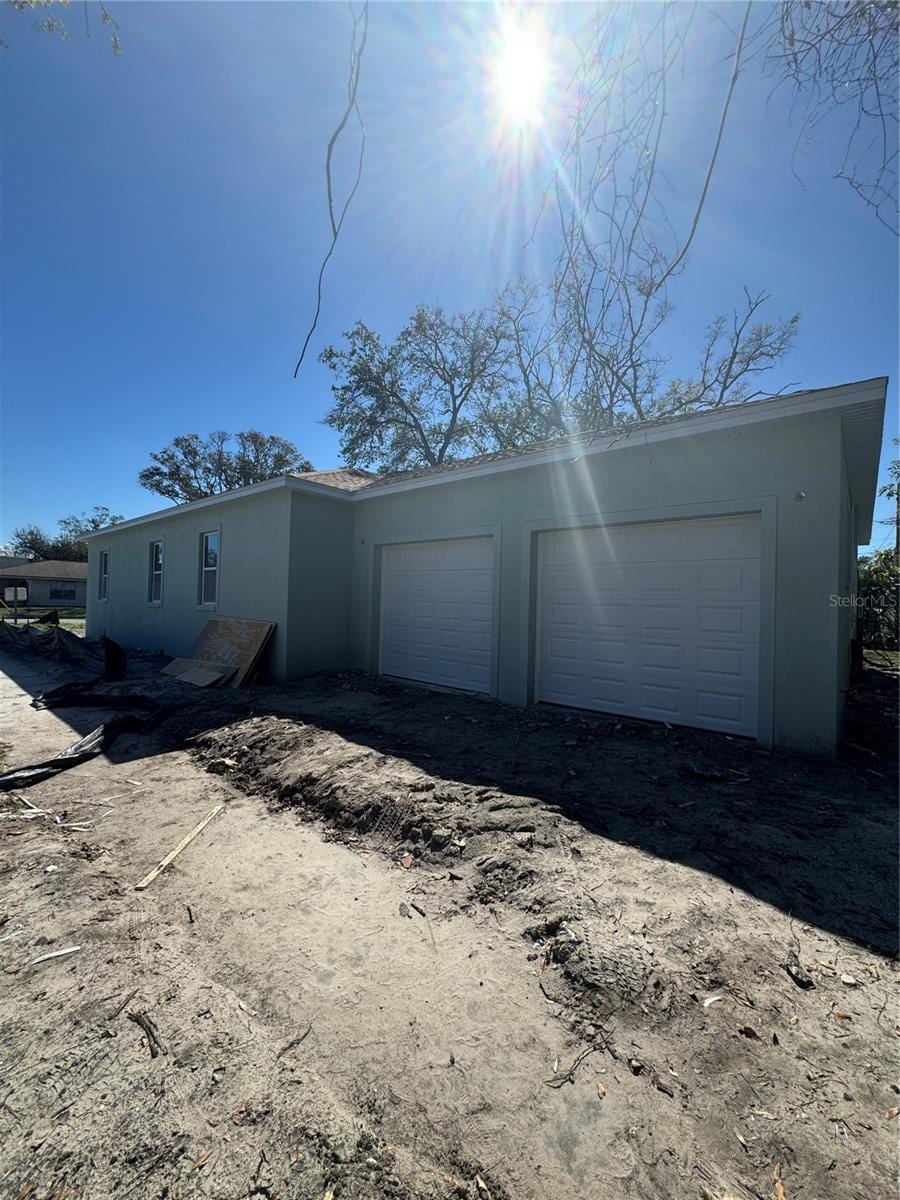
[{"xmin": 488, "ymin": 15, "xmax": 550, "ymax": 129}]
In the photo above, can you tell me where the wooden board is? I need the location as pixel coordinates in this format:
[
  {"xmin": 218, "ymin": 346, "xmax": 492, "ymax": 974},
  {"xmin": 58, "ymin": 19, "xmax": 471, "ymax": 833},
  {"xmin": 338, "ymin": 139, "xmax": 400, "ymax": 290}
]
[
  {"xmin": 134, "ymin": 805, "xmax": 224, "ymax": 890},
  {"xmin": 161, "ymin": 657, "xmax": 236, "ymax": 687},
  {"xmin": 184, "ymin": 617, "xmax": 276, "ymax": 687}
]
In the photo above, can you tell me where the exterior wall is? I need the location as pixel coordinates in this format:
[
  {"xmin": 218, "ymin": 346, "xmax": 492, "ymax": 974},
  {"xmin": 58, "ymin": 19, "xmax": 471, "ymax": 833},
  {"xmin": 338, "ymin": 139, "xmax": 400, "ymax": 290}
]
[
  {"xmin": 349, "ymin": 411, "xmax": 848, "ymax": 754},
  {"xmin": 23, "ymin": 577, "xmax": 88, "ymax": 607},
  {"xmin": 835, "ymin": 446, "xmax": 853, "ymax": 721},
  {"xmin": 285, "ymin": 491, "xmax": 354, "ymax": 678},
  {"xmin": 86, "ymin": 489, "xmax": 293, "ymax": 679},
  {"xmin": 1, "ymin": 576, "xmax": 87, "ymax": 607}
]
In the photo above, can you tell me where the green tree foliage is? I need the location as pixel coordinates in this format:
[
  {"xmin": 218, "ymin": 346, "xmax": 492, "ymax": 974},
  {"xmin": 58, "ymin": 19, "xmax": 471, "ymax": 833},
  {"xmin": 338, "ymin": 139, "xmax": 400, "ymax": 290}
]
[
  {"xmin": 321, "ymin": 288, "xmax": 798, "ymax": 473},
  {"xmin": 11, "ymin": 506, "xmax": 123, "ymax": 563},
  {"xmin": 321, "ymin": 308, "xmax": 507, "ymax": 472},
  {"xmin": 857, "ymin": 548, "xmax": 899, "ymax": 649},
  {"xmin": 138, "ymin": 431, "xmax": 314, "ymax": 504},
  {"xmin": 877, "ymin": 445, "xmax": 899, "ymax": 559}
]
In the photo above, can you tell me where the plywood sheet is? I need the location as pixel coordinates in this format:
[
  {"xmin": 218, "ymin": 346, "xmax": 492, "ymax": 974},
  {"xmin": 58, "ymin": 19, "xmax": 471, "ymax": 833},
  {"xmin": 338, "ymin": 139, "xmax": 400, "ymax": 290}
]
[
  {"xmin": 161, "ymin": 657, "xmax": 236, "ymax": 687},
  {"xmin": 184, "ymin": 617, "xmax": 275, "ymax": 687}
]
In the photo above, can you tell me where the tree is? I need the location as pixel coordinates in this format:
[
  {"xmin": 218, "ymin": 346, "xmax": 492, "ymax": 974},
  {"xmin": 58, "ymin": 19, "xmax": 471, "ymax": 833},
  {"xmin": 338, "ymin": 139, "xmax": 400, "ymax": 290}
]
[
  {"xmin": 755, "ymin": 1, "xmax": 899, "ymax": 232},
  {"xmin": 877, "ymin": 443, "xmax": 899, "ymax": 560},
  {"xmin": 11, "ymin": 506, "xmax": 123, "ymax": 562},
  {"xmin": 1, "ymin": 0, "xmax": 121, "ymax": 54},
  {"xmin": 138, "ymin": 430, "xmax": 314, "ymax": 504},
  {"xmin": 294, "ymin": 4, "xmax": 895, "ymax": 375},
  {"xmin": 322, "ymin": 307, "xmax": 508, "ymax": 472},
  {"xmin": 857, "ymin": 548, "xmax": 899, "ymax": 650},
  {"xmin": 322, "ymin": 285, "xmax": 798, "ymax": 472}
]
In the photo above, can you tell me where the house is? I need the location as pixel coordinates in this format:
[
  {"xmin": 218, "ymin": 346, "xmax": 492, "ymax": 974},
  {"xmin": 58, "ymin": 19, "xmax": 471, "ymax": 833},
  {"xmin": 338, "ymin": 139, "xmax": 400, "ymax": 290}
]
[
  {"xmin": 83, "ymin": 377, "xmax": 887, "ymax": 753},
  {"xmin": 0, "ymin": 560, "xmax": 88, "ymax": 607}
]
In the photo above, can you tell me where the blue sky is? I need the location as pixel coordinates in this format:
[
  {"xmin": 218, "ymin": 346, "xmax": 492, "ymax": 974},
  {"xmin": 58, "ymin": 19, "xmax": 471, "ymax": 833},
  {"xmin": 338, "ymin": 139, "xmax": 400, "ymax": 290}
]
[{"xmin": 1, "ymin": 2, "xmax": 896, "ymax": 552}]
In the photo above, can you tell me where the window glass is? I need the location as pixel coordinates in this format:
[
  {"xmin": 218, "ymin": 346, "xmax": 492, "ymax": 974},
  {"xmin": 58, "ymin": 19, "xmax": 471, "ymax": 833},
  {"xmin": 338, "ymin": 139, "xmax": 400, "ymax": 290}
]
[
  {"xmin": 199, "ymin": 531, "xmax": 219, "ymax": 604},
  {"xmin": 149, "ymin": 540, "xmax": 163, "ymax": 602},
  {"xmin": 98, "ymin": 550, "xmax": 109, "ymax": 600}
]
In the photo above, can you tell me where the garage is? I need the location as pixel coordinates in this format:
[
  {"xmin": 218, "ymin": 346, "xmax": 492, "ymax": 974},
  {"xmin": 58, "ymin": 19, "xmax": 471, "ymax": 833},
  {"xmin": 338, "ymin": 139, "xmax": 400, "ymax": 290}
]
[
  {"xmin": 379, "ymin": 537, "xmax": 495, "ymax": 693},
  {"xmin": 536, "ymin": 515, "xmax": 761, "ymax": 735}
]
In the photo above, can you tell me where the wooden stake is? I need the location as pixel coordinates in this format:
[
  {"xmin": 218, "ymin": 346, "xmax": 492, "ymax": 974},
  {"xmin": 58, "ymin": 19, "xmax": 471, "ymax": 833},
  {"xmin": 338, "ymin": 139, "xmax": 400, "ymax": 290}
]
[{"xmin": 134, "ymin": 805, "xmax": 224, "ymax": 891}]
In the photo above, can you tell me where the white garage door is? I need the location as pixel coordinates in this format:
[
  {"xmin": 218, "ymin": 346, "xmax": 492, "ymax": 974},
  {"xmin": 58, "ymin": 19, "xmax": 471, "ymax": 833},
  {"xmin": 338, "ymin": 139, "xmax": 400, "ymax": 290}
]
[
  {"xmin": 380, "ymin": 537, "xmax": 494, "ymax": 693},
  {"xmin": 537, "ymin": 515, "xmax": 761, "ymax": 735}
]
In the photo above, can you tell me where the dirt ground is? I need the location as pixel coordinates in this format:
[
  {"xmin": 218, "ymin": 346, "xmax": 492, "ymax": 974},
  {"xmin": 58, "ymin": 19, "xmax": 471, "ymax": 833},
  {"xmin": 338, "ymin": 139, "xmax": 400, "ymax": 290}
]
[{"xmin": 0, "ymin": 650, "xmax": 897, "ymax": 1200}]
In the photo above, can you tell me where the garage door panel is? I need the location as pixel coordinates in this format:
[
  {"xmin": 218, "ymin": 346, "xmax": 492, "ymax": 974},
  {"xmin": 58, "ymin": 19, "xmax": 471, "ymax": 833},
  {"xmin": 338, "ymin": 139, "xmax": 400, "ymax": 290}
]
[
  {"xmin": 380, "ymin": 538, "xmax": 494, "ymax": 694},
  {"xmin": 590, "ymin": 640, "xmax": 628, "ymax": 665},
  {"xmin": 640, "ymin": 605, "xmax": 685, "ymax": 633},
  {"xmin": 695, "ymin": 602, "xmax": 759, "ymax": 640},
  {"xmin": 640, "ymin": 641, "xmax": 683, "ymax": 671},
  {"xmin": 538, "ymin": 516, "xmax": 760, "ymax": 736},
  {"xmin": 589, "ymin": 676, "xmax": 629, "ymax": 706}
]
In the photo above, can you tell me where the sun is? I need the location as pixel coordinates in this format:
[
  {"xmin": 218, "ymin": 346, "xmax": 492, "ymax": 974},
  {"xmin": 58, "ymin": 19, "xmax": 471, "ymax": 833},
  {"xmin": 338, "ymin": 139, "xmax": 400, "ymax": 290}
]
[{"xmin": 488, "ymin": 14, "xmax": 551, "ymax": 130}]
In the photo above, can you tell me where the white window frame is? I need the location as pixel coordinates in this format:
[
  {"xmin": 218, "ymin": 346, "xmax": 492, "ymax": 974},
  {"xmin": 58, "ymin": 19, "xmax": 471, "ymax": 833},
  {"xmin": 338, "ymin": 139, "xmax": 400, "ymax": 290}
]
[
  {"xmin": 148, "ymin": 539, "xmax": 164, "ymax": 605},
  {"xmin": 198, "ymin": 529, "xmax": 220, "ymax": 608},
  {"xmin": 98, "ymin": 549, "xmax": 109, "ymax": 602}
]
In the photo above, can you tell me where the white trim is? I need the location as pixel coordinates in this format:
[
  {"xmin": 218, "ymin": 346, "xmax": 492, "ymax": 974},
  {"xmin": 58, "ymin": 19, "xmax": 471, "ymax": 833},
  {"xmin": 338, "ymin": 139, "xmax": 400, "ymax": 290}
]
[
  {"xmin": 79, "ymin": 377, "xmax": 887, "ymax": 537},
  {"xmin": 81, "ymin": 476, "xmax": 352, "ymax": 540}
]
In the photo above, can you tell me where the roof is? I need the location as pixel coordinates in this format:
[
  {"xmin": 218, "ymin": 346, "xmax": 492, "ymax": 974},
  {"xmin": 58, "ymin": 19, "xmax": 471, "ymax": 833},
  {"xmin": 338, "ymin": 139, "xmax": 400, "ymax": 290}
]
[
  {"xmin": 0, "ymin": 556, "xmax": 29, "ymax": 569},
  {"xmin": 0, "ymin": 560, "xmax": 88, "ymax": 580},
  {"xmin": 290, "ymin": 467, "xmax": 377, "ymax": 493},
  {"xmin": 81, "ymin": 377, "xmax": 887, "ymax": 541}
]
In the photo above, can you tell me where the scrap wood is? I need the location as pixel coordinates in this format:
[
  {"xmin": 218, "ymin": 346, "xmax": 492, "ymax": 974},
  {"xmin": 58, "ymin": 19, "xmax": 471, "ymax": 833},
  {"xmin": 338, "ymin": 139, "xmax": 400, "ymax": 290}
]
[
  {"xmin": 160, "ymin": 658, "xmax": 236, "ymax": 687},
  {"xmin": 31, "ymin": 945, "xmax": 80, "ymax": 966},
  {"xmin": 134, "ymin": 805, "xmax": 224, "ymax": 890},
  {"xmin": 181, "ymin": 616, "xmax": 275, "ymax": 687},
  {"xmin": 773, "ymin": 1162, "xmax": 786, "ymax": 1200},
  {"xmin": 127, "ymin": 1010, "xmax": 167, "ymax": 1058}
]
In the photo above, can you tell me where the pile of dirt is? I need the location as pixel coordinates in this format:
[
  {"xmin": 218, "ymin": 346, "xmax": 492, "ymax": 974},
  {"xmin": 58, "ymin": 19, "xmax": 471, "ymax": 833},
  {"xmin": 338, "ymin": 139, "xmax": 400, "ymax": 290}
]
[
  {"xmin": 3, "ymin": 655, "xmax": 896, "ymax": 1200},
  {"xmin": 189, "ymin": 669, "xmax": 899, "ymax": 1200}
]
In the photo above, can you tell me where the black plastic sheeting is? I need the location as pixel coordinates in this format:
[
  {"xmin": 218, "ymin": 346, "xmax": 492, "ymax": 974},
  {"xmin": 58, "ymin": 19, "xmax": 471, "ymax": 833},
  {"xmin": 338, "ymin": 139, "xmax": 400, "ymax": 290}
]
[
  {"xmin": 0, "ymin": 621, "xmax": 102, "ymax": 669},
  {"xmin": 31, "ymin": 682, "xmax": 162, "ymax": 713},
  {"xmin": 0, "ymin": 622, "xmax": 127, "ymax": 682},
  {"xmin": 32, "ymin": 610, "xmax": 60, "ymax": 626},
  {"xmin": 0, "ymin": 706, "xmax": 171, "ymax": 791}
]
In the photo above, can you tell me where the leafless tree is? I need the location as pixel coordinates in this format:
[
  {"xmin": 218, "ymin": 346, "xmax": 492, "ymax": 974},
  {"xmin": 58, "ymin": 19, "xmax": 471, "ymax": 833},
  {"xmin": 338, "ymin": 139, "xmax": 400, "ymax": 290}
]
[
  {"xmin": 294, "ymin": 1, "xmax": 369, "ymax": 376},
  {"xmin": 1, "ymin": 0, "xmax": 120, "ymax": 53},
  {"xmin": 754, "ymin": 0, "xmax": 899, "ymax": 232}
]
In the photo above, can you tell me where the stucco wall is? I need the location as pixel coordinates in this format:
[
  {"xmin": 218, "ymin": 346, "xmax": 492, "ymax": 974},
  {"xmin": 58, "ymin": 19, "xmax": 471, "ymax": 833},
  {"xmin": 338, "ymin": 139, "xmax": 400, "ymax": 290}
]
[
  {"xmin": 349, "ymin": 411, "xmax": 848, "ymax": 753},
  {"xmin": 285, "ymin": 491, "xmax": 354, "ymax": 678},
  {"xmin": 86, "ymin": 489, "xmax": 293, "ymax": 678}
]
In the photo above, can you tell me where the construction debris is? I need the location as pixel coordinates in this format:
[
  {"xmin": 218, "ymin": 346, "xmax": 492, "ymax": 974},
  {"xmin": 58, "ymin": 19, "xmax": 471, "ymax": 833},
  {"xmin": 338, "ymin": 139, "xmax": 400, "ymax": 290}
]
[
  {"xmin": 127, "ymin": 1010, "xmax": 167, "ymax": 1058},
  {"xmin": 0, "ymin": 717, "xmax": 151, "ymax": 791},
  {"xmin": 161, "ymin": 657, "xmax": 236, "ymax": 687},
  {"xmin": 178, "ymin": 617, "xmax": 275, "ymax": 687},
  {"xmin": 31, "ymin": 945, "xmax": 81, "ymax": 967},
  {"xmin": 783, "ymin": 950, "xmax": 816, "ymax": 990},
  {"xmin": 134, "ymin": 805, "xmax": 225, "ymax": 891}
]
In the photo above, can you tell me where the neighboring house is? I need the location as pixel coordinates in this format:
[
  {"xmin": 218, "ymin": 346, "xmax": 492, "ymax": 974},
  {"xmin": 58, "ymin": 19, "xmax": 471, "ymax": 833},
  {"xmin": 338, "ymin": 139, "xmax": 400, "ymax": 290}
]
[
  {"xmin": 0, "ymin": 560, "xmax": 88, "ymax": 607},
  {"xmin": 0, "ymin": 556, "xmax": 29, "ymax": 570},
  {"xmin": 84, "ymin": 378, "xmax": 887, "ymax": 753}
]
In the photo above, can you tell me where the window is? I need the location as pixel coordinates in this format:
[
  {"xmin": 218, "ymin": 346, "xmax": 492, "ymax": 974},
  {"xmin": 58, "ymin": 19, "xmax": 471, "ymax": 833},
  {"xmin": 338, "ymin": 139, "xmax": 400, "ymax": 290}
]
[
  {"xmin": 98, "ymin": 550, "xmax": 109, "ymax": 601},
  {"xmin": 148, "ymin": 540, "xmax": 163, "ymax": 603},
  {"xmin": 198, "ymin": 530, "xmax": 219, "ymax": 605},
  {"xmin": 49, "ymin": 586, "xmax": 76, "ymax": 601}
]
